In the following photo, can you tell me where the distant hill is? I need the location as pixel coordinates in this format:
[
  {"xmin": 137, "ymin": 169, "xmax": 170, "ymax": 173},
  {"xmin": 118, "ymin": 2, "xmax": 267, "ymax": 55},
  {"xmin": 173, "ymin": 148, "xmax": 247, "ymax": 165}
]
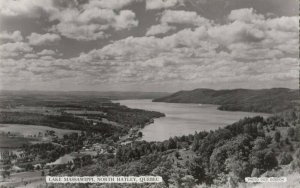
[
  {"xmin": 153, "ymin": 88, "xmax": 299, "ymax": 113},
  {"xmin": 0, "ymin": 90, "xmax": 170, "ymax": 100}
]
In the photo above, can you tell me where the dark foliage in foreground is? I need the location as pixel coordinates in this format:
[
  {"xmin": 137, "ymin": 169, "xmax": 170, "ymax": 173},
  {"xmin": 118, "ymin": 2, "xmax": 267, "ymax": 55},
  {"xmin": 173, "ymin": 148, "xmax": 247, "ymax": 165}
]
[{"xmin": 72, "ymin": 108, "xmax": 300, "ymax": 187}]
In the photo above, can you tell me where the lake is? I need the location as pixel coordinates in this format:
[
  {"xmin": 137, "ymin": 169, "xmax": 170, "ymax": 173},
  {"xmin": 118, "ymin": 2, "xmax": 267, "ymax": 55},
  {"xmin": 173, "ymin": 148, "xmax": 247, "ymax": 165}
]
[{"xmin": 116, "ymin": 99, "xmax": 270, "ymax": 141}]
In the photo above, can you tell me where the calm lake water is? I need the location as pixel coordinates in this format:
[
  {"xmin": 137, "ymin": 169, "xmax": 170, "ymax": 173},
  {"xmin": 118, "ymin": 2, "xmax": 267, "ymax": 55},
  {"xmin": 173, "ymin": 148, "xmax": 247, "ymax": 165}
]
[{"xmin": 116, "ymin": 99, "xmax": 270, "ymax": 141}]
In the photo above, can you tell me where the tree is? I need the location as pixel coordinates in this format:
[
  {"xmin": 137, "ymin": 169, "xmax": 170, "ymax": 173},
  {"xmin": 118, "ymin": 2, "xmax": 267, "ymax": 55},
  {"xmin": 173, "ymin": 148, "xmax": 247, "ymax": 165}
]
[
  {"xmin": 264, "ymin": 151, "xmax": 278, "ymax": 170},
  {"xmin": 274, "ymin": 131, "xmax": 281, "ymax": 143},
  {"xmin": 250, "ymin": 150, "xmax": 266, "ymax": 170},
  {"xmin": 251, "ymin": 168, "xmax": 260, "ymax": 177},
  {"xmin": 253, "ymin": 138, "xmax": 267, "ymax": 150},
  {"xmin": 287, "ymin": 127, "xmax": 295, "ymax": 138},
  {"xmin": 152, "ymin": 161, "xmax": 172, "ymax": 186},
  {"xmin": 225, "ymin": 157, "xmax": 251, "ymax": 181},
  {"xmin": 257, "ymin": 122, "xmax": 263, "ymax": 130},
  {"xmin": 174, "ymin": 151, "xmax": 180, "ymax": 159},
  {"xmin": 25, "ymin": 164, "xmax": 34, "ymax": 171},
  {"xmin": 279, "ymin": 152, "xmax": 293, "ymax": 165},
  {"xmin": 188, "ymin": 157, "xmax": 206, "ymax": 184},
  {"xmin": 191, "ymin": 138, "xmax": 199, "ymax": 151},
  {"xmin": 181, "ymin": 175, "xmax": 196, "ymax": 188},
  {"xmin": 138, "ymin": 132, "xmax": 143, "ymax": 137},
  {"xmin": 169, "ymin": 169, "xmax": 186, "ymax": 188},
  {"xmin": 1, "ymin": 170, "xmax": 10, "ymax": 179},
  {"xmin": 209, "ymin": 146, "xmax": 228, "ymax": 175},
  {"xmin": 168, "ymin": 138, "xmax": 177, "ymax": 149}
]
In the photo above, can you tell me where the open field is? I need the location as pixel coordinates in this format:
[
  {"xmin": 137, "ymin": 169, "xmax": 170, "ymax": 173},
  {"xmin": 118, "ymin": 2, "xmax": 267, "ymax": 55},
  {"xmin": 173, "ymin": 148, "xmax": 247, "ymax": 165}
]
[
  {"xmin": 0, "ymin": 135, "xmax": 36, "ymax": 148},
  {"xmin": 0, "ymin": 106, "xmax": 61, "ymax": 116},
  {"xmin": 0, "ymin": 124, "xmax": 80, "ymax": 138},
  {"xmin": 0, "ymin": 170, "xmax": 46, "ymax": 188}
]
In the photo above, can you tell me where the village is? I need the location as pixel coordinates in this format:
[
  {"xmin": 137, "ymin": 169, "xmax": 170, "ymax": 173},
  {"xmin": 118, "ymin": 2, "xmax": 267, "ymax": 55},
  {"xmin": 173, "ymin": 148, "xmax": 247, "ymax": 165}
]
[
  {"xmin": 0, "ymin": 125, "xmax": 144, "ymax": 187},
  {"xmin": 0, "ymin": 104, "xmax": 148, "ymax": 187}
]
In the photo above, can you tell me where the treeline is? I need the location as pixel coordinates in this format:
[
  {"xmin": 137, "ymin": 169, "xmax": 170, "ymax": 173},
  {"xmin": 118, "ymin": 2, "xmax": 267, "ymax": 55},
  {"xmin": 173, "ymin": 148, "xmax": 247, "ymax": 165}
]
[
  {"xmin": 0, "ymin": 91, "xmax": 111, "ymax": 108},
  {"xmin": 103, "ymin": 106, "xmax": 165, "ymax": 127},
  {"xmin": 0, "ymin": 112, "xmax": 122, "ymax": 136},
  {"xmin": 21, "ymin": 143, "xmax": 66, "ymax": 163}
]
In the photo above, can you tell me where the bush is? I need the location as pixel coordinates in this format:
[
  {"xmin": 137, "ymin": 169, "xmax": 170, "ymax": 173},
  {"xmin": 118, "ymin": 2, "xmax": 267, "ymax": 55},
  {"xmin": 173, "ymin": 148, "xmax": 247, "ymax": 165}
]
[
  {"xmin": 274, "ymin": 131, "xmax": 281, "ymax": 143},
  {"xmin": 264, "ymin": 151, "xmax": 278, "ymax": 170},
  {"xmin": 287, "ymin": 127, "xmax": 295, "ymax": 138},
  {"xmin": 174, "ymin": 151, "xmax": 180, "ymax": 159},
  {"xmin": 251, "ymin": 168, "xmax": 261, "ymax": 177},
  {"xmin": 279, "ymin": 152, "xmax": 293, "ymax": 165}
]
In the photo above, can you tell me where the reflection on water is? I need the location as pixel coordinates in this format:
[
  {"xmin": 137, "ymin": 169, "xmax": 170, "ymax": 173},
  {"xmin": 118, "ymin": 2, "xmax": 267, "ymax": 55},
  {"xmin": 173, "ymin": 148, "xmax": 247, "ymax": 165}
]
[{"xmin": 116, "ymin": 99, "xmax": 270, "ymax": 141}]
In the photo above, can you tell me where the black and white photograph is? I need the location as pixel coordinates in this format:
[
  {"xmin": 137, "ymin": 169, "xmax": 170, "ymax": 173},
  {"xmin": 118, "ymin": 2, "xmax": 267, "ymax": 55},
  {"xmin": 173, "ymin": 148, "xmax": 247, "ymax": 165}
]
[{"xmin": 0, "ymin": 0, "xmax": 299, "ymax": 187}]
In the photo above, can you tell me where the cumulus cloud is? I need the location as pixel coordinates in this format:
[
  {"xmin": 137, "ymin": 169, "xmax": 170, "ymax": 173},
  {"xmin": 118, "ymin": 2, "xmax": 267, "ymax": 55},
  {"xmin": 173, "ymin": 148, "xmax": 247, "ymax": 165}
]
[
  {"xmin": 27, "ymin": 33, "xmax": 61, "ymax": 46},
  {"xmin": 50, "ymin": 8, "xmax": 138, "ymax": 41},
  {"xmin": 37, "ymin": 49, "xmax": 56, "ymax": 56},
  {"xmin": 0, "ymin": 0, "xmax": 54, "ymax": 17},
  {"xmin": 266, "ymin": 16, "xmax": 298, "ymax": 32},
  {"xmin": 146, "ymin": 24, "xmax": 176, "ymax": 36},
  {"xmin": 66, "ymin": 9, "xmax": 297, "ymax": 87},
  {"xmin": 145, "ymin": 10, "xmax": 210, "ymax": 37},
  {"xmin": 83, "ymin": 0, "xmax": 139, "ymax": 10},
  {"xmin": 1, "ymin": 0, "xmax": 139, "ymax": 41},
  {"xmin": 0, "ymin": 42, "xmax": 33, "ymax": 58},
  {"xmin": 146, "ymin": 0, "xmax": 184, "ymax": 10},
  {"xmin": 208, "ymin": 21, "xmax": 265, "ymax": 45},
  {"xmin": 113, "ymin": 10, "xmax": 139, "ymax": 30},
  {"xmin": 228, "ymin": 8, "xmax": 264, "ymax": 22},
  {"xmin": 0, "ymin": 5, "xmax": 297, "ymax": 90},
  {"xmin": 161, "ymin": 10, "xmax": 210, "ymax": 26},
  {"xmin": 40, "ymin": 55, "xmax": 55, "ymax": 60},
  {"xmin": 24, "ymin": 53, "xmax": 38, "ymax": 59},
  {"xmin": 0, "ymin": 30, "xmax": 23, "ymax": 43}
]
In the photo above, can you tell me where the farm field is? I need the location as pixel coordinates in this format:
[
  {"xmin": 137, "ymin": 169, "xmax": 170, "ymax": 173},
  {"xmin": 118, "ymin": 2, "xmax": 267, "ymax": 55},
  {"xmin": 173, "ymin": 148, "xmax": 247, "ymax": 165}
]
[
  {"xmin": 0, "ymin": 135, "xmax": 35, "ymax": 148},
  {"xmin": 0, "ymin": 170, "xmax": 45, "ymax": 188},
  {"xmin": 0, "ymin": 124, "xmax": 80, "ymax": 138}
]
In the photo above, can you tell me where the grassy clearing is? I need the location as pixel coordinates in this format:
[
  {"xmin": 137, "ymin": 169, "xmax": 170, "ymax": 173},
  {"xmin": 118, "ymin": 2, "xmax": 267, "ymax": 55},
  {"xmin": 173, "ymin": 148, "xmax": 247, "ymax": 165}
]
[
  {"xmin": 0, "ymin": 170, "xmax": 45, "ymax": 188},
  {"xmin": 0, "ymin": 124, "xmax": 80, "ymax": 138},
  {"xmin": 0, "ymin": 135, "xmax": 35, "ymax": 148}
]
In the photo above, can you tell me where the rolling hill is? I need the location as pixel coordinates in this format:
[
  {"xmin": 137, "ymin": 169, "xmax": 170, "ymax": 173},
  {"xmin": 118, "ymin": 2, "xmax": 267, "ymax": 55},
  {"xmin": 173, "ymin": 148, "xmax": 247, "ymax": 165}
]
[{"xmin": 153, "ymin": 88, "xmax": 299, "ymax": 113}]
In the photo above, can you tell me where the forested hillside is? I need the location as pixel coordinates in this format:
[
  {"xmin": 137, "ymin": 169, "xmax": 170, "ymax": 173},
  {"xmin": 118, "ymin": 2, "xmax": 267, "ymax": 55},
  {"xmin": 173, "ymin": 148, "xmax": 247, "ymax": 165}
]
[{"xmin": 153, "ymin": 88, "xmax": 299, "ymax": 113}]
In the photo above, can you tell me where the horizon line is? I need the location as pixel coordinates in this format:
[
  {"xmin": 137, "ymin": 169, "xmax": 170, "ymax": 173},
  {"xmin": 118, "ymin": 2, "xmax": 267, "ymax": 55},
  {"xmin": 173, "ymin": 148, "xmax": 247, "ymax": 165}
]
[{"xmin": 0, "ymin": 87, "xmax": 298, "ymax": 93}]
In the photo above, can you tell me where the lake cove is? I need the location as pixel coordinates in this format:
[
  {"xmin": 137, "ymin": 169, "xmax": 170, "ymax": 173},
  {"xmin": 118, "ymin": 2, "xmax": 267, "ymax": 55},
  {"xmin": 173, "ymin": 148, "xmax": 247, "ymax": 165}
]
[{"xmin": 116, "ymin": 99, "xmax": 270, "ymax": 141}]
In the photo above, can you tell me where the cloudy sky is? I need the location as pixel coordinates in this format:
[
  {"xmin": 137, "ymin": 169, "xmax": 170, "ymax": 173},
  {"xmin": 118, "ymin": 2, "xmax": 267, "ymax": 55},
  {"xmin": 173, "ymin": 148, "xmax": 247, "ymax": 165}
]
[{"xmin": 0, "ymin": 0, "xmax": 298, "ymax": 92}]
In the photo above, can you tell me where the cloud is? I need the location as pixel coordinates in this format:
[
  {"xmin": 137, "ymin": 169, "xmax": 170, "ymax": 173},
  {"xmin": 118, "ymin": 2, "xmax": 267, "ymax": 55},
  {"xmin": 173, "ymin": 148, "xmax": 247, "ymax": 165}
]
[
  {"xmin": 161, "ymin": 10, "xmax": 210, "ymax": 26},
  {"xmin": 208, "ymin": 21, "xmax": 265, "ymax": 45},
  {"xmin": 53, "ymin": 23, "xmax": 108, "ymax": 41},
  {"xmin": 146, "ymin": 24, "xmax": 176, "ymax": 36},
  {"xmin": 145, "ymin": 10, "xmax": 210, "ymax": 37},
  {"xmin": 1, "ymin": 0, "xmax": 139, "ymax": 41},
  {"xmin": 228, "ymin": 8, "xmax": 264, "ymax": 22},
  {"xmin": 68, "ymin": 10, "xmax": 297, "ymax": 87},
  {"xmin": 27, "ymin": 33, "xmax": 61, "ymax": 46},
  {"xmin": 0, "ymin": 5, "xmax": 297, "ymax": 90},
  {"xmin": 83, "ymin": 0, "xmax": 139, "ymax": 10},
  {"xmin": 24, "ymin": 53, "xmax": 38, "ymax": 59},
  {"xmin": 0, "ymin": 0, "xmax": 54, "ymax": 18},
  {"xmin": 37, "ymin": 49, "xmax": 56, "ymax": 56},
  {"xmin": 113, "ymin": 10, "xmax": 139, "ymax": 30},
  {"xmin": 0, "ymin": 42, "xmax": 32, "ymax": 58},
  {"xmin": 50, "ymin": 8, "xmax": 138, "ymax": 41},
  {"xmin": 40, "ymin": 55, "xmax": 55, "ymax": 60},
  {"xmin": 0, "ymin": 30, "xmax": 23, "ymax": 43},
  {"xmin": 266, "ymin": 16, "xmax": 298, "ymax": 32},
  {"xmin": 146, "ymin": 0, "xmax": 184, "ymax": 10}
]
